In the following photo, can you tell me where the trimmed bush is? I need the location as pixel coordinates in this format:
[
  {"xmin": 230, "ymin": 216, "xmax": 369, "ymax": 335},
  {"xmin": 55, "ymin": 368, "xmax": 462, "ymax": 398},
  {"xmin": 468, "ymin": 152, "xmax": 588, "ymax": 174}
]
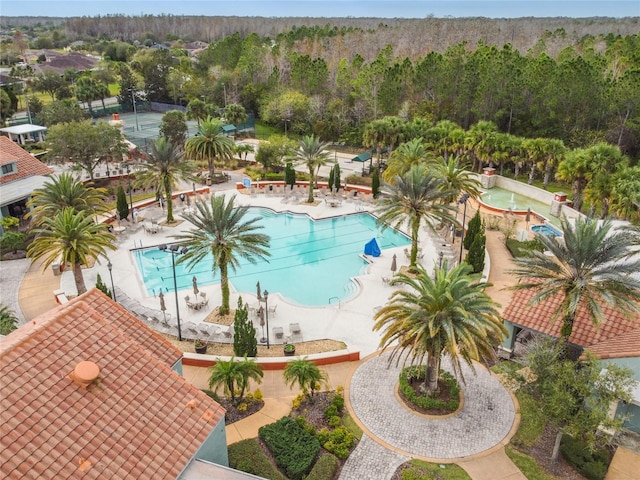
[
  {"xmin": 305, "ymin": 452, "xmax": 340, "ymax": 480},
  {"xmin": 228, "ymin": 439, "xmax": 287, "ymax": 480},
  {"xmin": 560, "ymin": 435, "xmax": 611, "ymax": 480},
  {"xmin": 259, "ymin": 416, "xmax": 321, "ymax": 480},
  {"xmin": 399, "ymin": 366, "xmax": 460, "ymax": 412},
  {"xmin": 322, "ymin": 425, "xmax": 354, "ymax": 459}
]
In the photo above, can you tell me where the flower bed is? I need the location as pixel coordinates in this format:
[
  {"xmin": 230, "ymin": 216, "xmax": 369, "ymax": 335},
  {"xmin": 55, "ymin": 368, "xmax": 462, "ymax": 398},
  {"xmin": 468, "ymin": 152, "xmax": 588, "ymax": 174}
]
[{"xmin": 398, "ymin": 366, "xmax": 461, "ymax": 415}]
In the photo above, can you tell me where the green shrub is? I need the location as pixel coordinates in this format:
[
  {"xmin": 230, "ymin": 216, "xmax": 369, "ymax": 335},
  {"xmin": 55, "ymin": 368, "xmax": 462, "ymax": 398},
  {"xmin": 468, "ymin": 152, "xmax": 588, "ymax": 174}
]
[
  {"xmin": 1, "ymin": 231, "xmax": 26, "ymax": 253},
  {"xmin": 328, "ymin": 415, "xmax": 342, "ymax": 428},
  {"xmin": 560, "ymin": 435, "xmax": 611, "ymax": 480},
  {"xmin": 322, "ymin": 426, "xmax": 354, "ymax": 460},
  {"xmin": 228, "ymin": 439, "xmax": 287, "ymax": 480},
  {"xmin": 259, "ymin": 416, "xmax": 320, "ymax": 480},
  {"xmin": 331, "ymin": 392, "xmax": 345, "ymax": 412},
  {"xmin": 324, "ymin": 404, "xmax": 338, "ymax": 419},
  {"xmin": 305, "ymin": 452, "xmax": 340, "ymax": 480},
  {"xmin": 505, "ymin": 238, "xmax": 546, "ymax": 258},
  {"xmin": 399, "ymin": 366, "xmax": 460, "ymax": 412}
]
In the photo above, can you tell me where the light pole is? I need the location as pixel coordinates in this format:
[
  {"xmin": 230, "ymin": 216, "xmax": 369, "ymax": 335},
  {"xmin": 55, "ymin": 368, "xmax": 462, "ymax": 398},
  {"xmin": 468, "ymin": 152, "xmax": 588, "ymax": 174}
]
[
  {"xmin": 107, "ymin": 260, "xmax": 117, "ymax": 303},
  {"xmin": 131, "ymin": 89, "xmax": 139, "ymax": 131},
  {"xmin": 458, "ymin": 193, "xmax": 470, "ymax": 264},
  {"xmin": 222, "ymin": 82, "xmax": 227, "ymax": 108},
  {"xmin": 263, "ymin": 290, "xmax": 270, "ymax": 349},
  {"xmin": 159, "ymin": 244, "xmax": 188, "ymax": 341}
]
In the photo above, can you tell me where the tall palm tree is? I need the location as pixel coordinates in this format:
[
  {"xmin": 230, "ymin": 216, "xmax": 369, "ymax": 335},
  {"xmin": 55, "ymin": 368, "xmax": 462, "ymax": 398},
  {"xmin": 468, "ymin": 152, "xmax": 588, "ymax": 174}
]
[
  {"xmin": 283, "ymin": 358, "xmax": 328, "ymax": 400},
  {"xmin": 27, "ymin": 208, "xmax": 116, "ymax": 295},
  {"xmin": 291, "ymin": 135, "xmax": 332, "ymax": 203},
  {"xmin": 26, "ymin": 173, "xmax": 108, "ymax": 226},
  {"xmin": 376, "ymin": 165, "xmax": 456, "ymax": 270},
  {"xmin": 382, "ymin": 138, "xmax": 431, "ymax": 183},
  {"xmin": 429, "ymin": 155, "xmax": 483, "ymax": 205},
  {"xmin": 184, "ymin": 117, "xmax": 235, "ymax": 179},
  {"xmin": 374, "ymin": 263, "xmax": 505, "ymax": 394},
  {"xmin": 508, "ymin": 216, "xmax": 640, "ymax": 346},
  {"xmin": 174, "ymin": 194, "xmax": 271, "ymax": 315},
  {"xmin": 224, "ymin": 103, "xmax": 248, "ymax": 127},
  {"xmin": 135, "ymin": 137, "xmax": 196, "ymax": 223},
  {"xmin": 208, "ymin": 357, "xmax": 264, "ymax": 405}
]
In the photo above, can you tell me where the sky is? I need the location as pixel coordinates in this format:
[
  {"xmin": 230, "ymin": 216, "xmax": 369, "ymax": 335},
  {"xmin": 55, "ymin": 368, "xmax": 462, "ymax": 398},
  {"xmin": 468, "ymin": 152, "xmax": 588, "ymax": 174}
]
[{"xmin": 1, "ymin": 1, "xmax": 639, "ymax": 19}]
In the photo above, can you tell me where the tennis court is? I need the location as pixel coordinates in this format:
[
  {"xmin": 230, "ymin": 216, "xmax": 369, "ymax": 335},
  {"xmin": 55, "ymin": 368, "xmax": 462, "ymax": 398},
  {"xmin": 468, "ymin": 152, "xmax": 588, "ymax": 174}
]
[{"xmin": 114, "ymin": 111, "xmax": 201, "ymax": 150}]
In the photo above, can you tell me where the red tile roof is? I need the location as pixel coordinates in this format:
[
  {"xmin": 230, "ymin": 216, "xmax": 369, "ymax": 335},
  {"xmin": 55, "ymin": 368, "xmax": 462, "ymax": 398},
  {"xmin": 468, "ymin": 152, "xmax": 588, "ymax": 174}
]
[
  {"xmin": 503, "ymin": 286, "xmax": 640, "ymax": 348},
  {"xmin": 0, "ymin": 136, "xmax": 52, "ymax": 185},
  {"xmin": 0, "ymin": 291, "xmax": 225, "ymax": 480},
  {"xmin": 585, "ymin": 329, "xmax": 640, "ymax": 360}
]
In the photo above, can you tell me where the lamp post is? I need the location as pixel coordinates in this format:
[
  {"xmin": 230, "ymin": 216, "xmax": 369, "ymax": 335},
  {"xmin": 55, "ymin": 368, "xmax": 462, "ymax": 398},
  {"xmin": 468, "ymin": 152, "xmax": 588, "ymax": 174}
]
[
  {"xmin": 458, "ymin": 193, "xmax": 470, "ymax": 264},
  {"xmin": 222, "ymin": 82, "xmax": 227, "ymax": 108},
  {"xmin": 159, "ymin": 244, "xmax": 188, "ymax": 341},
  {"xmin": 263, "ymin": 290, "xmax": 270, "ymax": 349},
  {"xmin": 107, "ymin": 260, "xmax": 117, "ymax": 303}
]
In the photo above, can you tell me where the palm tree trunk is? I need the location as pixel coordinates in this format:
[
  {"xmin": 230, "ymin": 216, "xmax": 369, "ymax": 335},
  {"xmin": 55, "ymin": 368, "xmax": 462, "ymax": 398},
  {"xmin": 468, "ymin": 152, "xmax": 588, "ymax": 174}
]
[
  {"xmin": 208, "ymin": 158, "xmax": 215, "ymax": 179},
  {"xmin": 551, "ymin": 429, "xmax": 563, "ymax": 462},
  {"xmin": 73, "ymin": 262, "xmax": 87, "ymax": 295},
  {"xmin": 425, "ymin": 353, "xmax": 441, "ymax": 394},
  {"xmin": 307, "ymin": 169, "xmax": 314, "ymax": 203},
  {"xmin": 164, "ymin": 177, "xmax": 173, "ymax": 223},
  {"xmin": 219, "ymin": 262, "xmax": 230, "ymax": 315},
  {"xmin": 410, "ymin": 221, "xmax": 420, "ymax": 269}
]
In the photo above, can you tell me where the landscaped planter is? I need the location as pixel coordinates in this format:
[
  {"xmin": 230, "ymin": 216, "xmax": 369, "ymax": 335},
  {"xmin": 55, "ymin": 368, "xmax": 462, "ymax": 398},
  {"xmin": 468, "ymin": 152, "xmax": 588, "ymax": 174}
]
[
  {"xmin": 195, "ymin": 343, "xmax": 208, "ymax": 354},
  {"xmin": 283, "ymin": 344, "xmax": 296, "ymax": 356}
]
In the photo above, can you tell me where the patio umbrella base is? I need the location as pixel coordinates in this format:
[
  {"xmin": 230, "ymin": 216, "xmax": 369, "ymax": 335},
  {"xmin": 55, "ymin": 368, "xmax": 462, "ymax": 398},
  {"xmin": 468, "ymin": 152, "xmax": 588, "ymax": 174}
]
[{"xmin": 259, "ymin": 337, "xmax": 268, "ymax": 343}]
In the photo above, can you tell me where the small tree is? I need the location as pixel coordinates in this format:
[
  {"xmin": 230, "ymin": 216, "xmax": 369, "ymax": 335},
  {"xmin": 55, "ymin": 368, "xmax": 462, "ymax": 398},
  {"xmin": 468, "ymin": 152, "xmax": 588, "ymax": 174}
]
[
  {"xmin": 160, "ymin": 110, "xmax": 188, "ymax": 149},
  {"xmin": 95, "ymin": 273, "xmax": 112, "ymax": 299},
  {"xmin": 525, "ymin": 340, "xmax": 637, "ymax": 462},
  {"xmin": 466, "ymin": 222, "xmax": 486, "ymax": 273},
  {"xmin": 116, "ymin": 185, "xmax": 129, "ymax": 221},
  {"xmin": 283, "ymin": 358, "xmax": 328, "ymax": 401},
  {"xmin": 208, "ymin": 357, "xmax": 264, "ymax": 405},
  {"xmin": 233, "ymin": 297, "xmax": 257, "ymax": 357},
  {"xmin": 285, "ymin": 162, "xmax": 296, "ymax": 190},
  {"xmin": 463, "ymin": 210, "xmax": 481, "ymax": 250},
  {"xmin": 500, "ymin": 218, "xmax": 518, "ymax": 244},
  {"xmin": 0, "ymin": 304, "xmax": 18, "ymax": 335},
  {"xmin": 371, "ymin": 167, "xmax": 380, "ymax": 198}
]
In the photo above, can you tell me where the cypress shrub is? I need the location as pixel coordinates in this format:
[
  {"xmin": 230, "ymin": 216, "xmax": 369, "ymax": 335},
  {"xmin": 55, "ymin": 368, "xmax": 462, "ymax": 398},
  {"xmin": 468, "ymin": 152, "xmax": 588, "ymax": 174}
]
[
  {"xmin": 95, "ymin": 273, "xmax": 112, "ymax": 299},
  {"xmin": 463, "ymin": 210, "xmax": 481, "ymax": 251},
  {"xmin": 233, "ymin": 297, "xmax": 257, "ymax": 357},
  {"xmin": 116, "ymin": 184, "xmax": 129, "ymax": 220},
  {"xmin": 371, "ymin": 167, "xmax": 380, "ymax": 198},
  {"xmin": 467, "ymin": 224, "xmax": 486, "ymax": 273}
]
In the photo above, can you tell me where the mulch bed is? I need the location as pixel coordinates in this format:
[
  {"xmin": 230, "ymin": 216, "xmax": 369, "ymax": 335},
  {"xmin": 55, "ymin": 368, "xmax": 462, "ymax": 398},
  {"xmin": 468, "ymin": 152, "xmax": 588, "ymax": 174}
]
[
  {"xmin": 216, "ymin": 397, "xmax": 265, "ymax": 425},
  {"xmin": 522, "ymin": 424, "xmax": 588, "ymax": 480}
]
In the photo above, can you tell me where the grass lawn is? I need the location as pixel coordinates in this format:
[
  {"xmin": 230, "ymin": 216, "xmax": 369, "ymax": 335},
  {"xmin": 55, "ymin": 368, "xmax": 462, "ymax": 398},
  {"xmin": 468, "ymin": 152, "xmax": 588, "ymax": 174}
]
[
  {"xmin": 406, "ymin": 459, "xmax": 472, "ymax": 480},
  {"xmin": 342, "ymin": 412, "xmax": 363, "ymax": 440}
]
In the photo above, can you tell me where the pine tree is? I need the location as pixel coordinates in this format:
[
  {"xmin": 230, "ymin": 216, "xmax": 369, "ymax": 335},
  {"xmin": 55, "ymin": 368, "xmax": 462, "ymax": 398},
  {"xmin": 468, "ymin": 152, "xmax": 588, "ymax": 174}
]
[
  {"xmin": 116, "ymin": 185, "xmax": 129, "ymax": 221},
  {"xmin": 334, "ymin": 162, "xmax": 341, "ymax": 190},
  {"xmin": 463, "ymin": 210, "xmax": 481, "ymax": 251},
  {"xmin": 371, "ymin": 167, "xmax": 380, "ymax": 198},
  {"xmin": 233, "ymin": 297, "xmax": 257, "ymax": 357},
  {"xmin": 467, "ymin": 223, "xmax": 486, "ymax": 273},
  {"xmin": 95, "ymin": 273, "xmax": 113, "ymax": 299}
]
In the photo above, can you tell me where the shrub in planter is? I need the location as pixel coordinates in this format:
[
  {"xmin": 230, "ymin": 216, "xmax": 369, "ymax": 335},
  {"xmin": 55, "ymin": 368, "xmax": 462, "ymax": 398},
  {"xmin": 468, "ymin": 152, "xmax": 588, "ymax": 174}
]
[
  {"xmin": 322, "ymin": 425, "xmax": 354, "ymax": 459},
  {"xmin": 560, "ymin": 434, "xmax": 611, "ymax": 480},
  {"xmin": 283, "ymin": 343, "xmax": 296, "ymax": 356},
  {"xmin": 194, "ymin": 340, "xmax": 207, "ymax": 354},
  {"xmin": 399, "ymin": 366, "xmax": 460, "ymax": 413}
]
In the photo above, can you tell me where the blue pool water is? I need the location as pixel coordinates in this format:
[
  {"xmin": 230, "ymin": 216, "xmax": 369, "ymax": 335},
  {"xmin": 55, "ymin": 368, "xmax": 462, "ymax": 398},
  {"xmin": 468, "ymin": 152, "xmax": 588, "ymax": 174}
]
[
  {"xmin": 134, "ymin": 208, "xmax": 411, "ymax": 306},
  {"xmin": 531, "ymin": 224, "xmax": 562, "ymax": 237}
]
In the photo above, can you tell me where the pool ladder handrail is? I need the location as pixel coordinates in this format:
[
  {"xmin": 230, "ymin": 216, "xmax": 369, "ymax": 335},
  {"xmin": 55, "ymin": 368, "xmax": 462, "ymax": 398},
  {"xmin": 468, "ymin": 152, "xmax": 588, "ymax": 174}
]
[{"xmin": 328, "ymin": 296, "xmax": 341, "ymax": 308}]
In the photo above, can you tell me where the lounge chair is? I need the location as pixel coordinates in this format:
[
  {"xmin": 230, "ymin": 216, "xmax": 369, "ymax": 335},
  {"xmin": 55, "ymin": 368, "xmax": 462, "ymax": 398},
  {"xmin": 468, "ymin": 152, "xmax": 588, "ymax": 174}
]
[
  {"xmin": 268, "ymin": 304, "xmax": 277, "ymax": 316},
  {"xmin": 289, "ymin": 323, "xmax": 301, "ymax": 335},
  {"xmin": 273, "ymin": 326, "xmax": 284, "ymax": 341}
]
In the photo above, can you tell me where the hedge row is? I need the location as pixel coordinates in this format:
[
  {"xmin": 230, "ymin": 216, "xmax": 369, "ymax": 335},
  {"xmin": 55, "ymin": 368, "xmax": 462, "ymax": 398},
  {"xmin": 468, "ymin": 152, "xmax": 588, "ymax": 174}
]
[
  {"xmin": 259, "ymin": 416, "xmax": 321, "ymax": 480},
  {"xmin": 304, "ymin": 452, "xmax": 340, "ymax": 480},
  {"xmin": 560, "ymin": 435, "xmax": 612, "ymax": 480},
  {"xmin": 227, "ymin": 439, "xmax": 287, "ymax": 480}
]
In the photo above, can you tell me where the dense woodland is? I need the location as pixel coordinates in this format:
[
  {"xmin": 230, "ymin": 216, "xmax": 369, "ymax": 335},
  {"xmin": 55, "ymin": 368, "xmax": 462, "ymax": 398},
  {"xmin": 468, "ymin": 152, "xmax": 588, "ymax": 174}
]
[{"xmin": 1, "ymin": 15, "xmax": 639, "ymax": 220}]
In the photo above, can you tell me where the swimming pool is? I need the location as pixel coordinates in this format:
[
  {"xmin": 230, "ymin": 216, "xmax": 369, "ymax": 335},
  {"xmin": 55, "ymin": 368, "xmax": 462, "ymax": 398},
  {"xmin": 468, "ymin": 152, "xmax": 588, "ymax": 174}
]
[
  {"xmin": 133, "ymin": 208, "xmax": 411, "ymax": 306},
  {"xmin": 531, "ymin": 224, "xmax": 563, "ymax": 237}
]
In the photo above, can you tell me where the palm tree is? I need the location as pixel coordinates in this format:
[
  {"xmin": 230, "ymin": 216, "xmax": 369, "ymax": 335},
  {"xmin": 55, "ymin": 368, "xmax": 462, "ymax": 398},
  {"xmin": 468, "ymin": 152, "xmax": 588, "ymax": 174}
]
[
  {"xmin": 185, "ymin": 98, "xmax": 208, "ymax": 126},
  {"xmin": 208, "ymin": 357, "xmax": 263, "ymax": 405},
  {"xmin": 429, "ymin": 155, "xmax": 483, "ymax": 205},
  {"xmin": 27, "ymin": 208, "xmax": 116, "ymax": 295},
  {"xmin": 174, "ymin": 194, "xmax": 271, "ymax": 315},
  {"xmin": 184, "ymin": 117, "xmax": 235, "ymax": 179},
  {"xmin": 290, "ymin": 135, "xmax": 331, "ymax": 203},
  {"xmin": 26, "ymin": 173, "xmax": 108, "ymax": 226},
  {"xmin": 283, "ymin": 358, "xmax": 328, "ymax": 400},
  {"xmin": 382, "ymin": 138, "xmax": 431, "ymax": 183},
  {"xmin": 0, "ymin": 303, "xmax": 18, "ymax": 335},
  {"xmin": 376, "ymin": 165, "xmax": 456, "ymax": 270},
  {"xmin": 224, "ymin": 103, "xmax": 248, "ymax": 127},
  {"xmin": 234, "ymin": 143, "xmax": 254, "ymax": 161},
  {"xmin": 508, "ymin": 216, "xmax": 640, "ymax": 346},
  {"xmin": 135, "ymin": 137, "xmax": 196, "ymax": 223},
  {"xmin": 374, "ymin": 263, "xmax": 505, "ymax": 394}
]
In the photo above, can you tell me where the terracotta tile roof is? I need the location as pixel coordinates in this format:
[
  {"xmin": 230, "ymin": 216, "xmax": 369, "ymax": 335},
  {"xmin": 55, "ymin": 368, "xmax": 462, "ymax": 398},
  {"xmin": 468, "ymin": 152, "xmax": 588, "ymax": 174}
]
[
  {"xmin": 503, "ymin": 286, "xmax": 640, "ymax": 348},
  {"xmin": 0, "ymin": 292, "xmax": 225, "ymax": 480},
  {"xmin": 0, "ymin": 136, "xmax": 52, "ymax": 185},
  {"xmin": 585, "ymin": 328, "xmax": 640, "ymax": 360},
  {"xmin": 73, "ymin": 289, "xmax": 182, "ymax": 367}
]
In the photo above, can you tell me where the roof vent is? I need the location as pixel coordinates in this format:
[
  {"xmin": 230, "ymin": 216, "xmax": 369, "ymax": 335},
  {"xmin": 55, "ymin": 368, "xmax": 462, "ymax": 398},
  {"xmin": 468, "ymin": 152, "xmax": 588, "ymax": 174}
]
[
  {"xmin": 186, "ymin": 399, "xmax": 198, "ymax": 410},
  {"xmin": 70, "ymin": 361, "xmax": 100, "ymax": 389}
]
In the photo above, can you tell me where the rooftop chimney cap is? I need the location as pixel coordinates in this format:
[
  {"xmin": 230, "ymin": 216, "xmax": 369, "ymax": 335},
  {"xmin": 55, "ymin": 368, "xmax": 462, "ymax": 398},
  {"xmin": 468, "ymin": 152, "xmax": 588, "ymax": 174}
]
[{"xmin": 73, "ymin": 361, "xmax": 100, "ymax": 384}]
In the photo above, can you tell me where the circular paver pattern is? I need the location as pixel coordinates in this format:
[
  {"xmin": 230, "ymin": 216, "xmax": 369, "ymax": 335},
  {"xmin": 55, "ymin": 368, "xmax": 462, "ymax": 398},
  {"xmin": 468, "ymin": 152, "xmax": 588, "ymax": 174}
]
[{"xmin": 349, "ymin": 351, "xmax": 516, "ymax": 460}]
